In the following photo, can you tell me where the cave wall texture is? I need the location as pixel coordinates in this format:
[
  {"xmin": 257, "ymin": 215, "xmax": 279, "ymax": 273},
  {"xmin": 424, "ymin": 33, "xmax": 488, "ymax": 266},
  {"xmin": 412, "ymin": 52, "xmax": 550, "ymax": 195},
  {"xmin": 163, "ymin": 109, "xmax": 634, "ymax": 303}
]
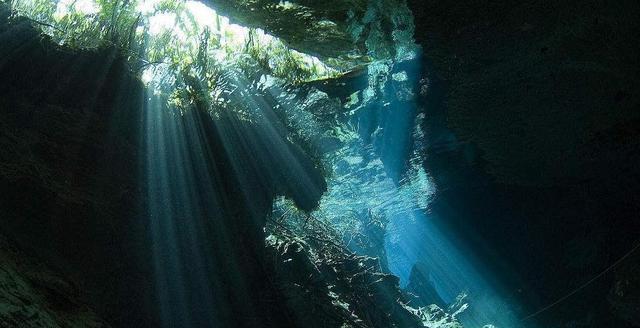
[
  {"xmin": 406, "ymin": 0, "xmax": 640, "ymax": 326},
  {"xmin": 0, "ymin": 9, "xmax": 154, "ymax": 326}
]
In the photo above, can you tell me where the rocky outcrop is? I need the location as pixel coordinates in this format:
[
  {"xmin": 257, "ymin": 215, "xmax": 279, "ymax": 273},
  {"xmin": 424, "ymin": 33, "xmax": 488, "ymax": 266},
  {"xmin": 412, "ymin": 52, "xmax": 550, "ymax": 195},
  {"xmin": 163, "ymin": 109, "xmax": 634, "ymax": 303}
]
[
  {"xmin": 265, "ymin": 232, "xmax": 461, "ymax": 328},
  {"xmin": 205, "ymin": 0, "xmax": 415, "ymax": 65},
  {"xmin": 205, "ymin": 0, "xmax": 363, "ymax": 60}
]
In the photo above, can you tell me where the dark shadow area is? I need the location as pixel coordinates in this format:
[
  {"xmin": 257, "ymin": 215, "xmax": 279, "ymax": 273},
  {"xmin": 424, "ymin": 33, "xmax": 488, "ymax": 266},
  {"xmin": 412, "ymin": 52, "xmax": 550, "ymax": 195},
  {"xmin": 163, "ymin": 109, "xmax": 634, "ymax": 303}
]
[{"xmin": 408, "ymin": 0, "xmax": 640, "ymax": 326}]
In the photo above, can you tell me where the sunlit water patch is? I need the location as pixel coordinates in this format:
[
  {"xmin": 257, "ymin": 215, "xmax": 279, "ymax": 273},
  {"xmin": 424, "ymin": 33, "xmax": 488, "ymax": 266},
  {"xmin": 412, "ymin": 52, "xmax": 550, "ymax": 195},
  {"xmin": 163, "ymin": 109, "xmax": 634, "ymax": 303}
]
[{"xmin": 265, "ymin": 51, "xmax": 528, "ymax": 326}]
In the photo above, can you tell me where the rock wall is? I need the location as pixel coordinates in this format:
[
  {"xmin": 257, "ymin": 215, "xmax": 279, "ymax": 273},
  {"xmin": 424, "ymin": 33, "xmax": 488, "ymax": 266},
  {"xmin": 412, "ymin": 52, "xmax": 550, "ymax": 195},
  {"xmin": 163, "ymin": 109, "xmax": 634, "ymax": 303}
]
[
  {"xmin": 0, "ymin": 11, "xmax": 153, "ymax": 326},
  {"xmin": 406, "ymin": 0, "xmax": 640, "ymax": 326}
]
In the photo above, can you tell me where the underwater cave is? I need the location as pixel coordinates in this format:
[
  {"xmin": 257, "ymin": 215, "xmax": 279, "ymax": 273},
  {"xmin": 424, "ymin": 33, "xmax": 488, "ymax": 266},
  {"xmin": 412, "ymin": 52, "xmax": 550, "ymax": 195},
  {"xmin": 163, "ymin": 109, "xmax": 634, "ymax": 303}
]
[{"xmin": 1, "ymin": 0, "xmax": 639, "ymax": 327}]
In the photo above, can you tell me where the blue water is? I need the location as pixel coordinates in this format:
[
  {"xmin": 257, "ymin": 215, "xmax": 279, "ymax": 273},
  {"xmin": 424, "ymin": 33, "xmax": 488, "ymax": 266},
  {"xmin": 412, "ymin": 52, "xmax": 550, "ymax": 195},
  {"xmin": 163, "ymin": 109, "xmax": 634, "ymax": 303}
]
[{"xmin": 141, "ymin": 43, "xmax": 527, "ymax": 328}]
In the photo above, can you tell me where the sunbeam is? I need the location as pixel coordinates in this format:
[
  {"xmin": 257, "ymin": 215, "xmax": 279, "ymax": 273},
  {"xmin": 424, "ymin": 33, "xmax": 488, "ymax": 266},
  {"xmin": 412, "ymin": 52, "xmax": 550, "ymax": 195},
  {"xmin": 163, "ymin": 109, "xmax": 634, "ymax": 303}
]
[{"xmin": 3, "ymin": 1, "xmax": 634, "ymax": 327}]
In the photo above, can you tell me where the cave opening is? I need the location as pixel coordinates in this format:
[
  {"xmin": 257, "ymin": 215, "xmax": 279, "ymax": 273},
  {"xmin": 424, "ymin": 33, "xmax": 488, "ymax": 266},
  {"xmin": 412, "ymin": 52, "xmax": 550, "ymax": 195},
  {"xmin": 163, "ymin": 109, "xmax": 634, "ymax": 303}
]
[{"xmin": 2, "ymin": 1, "xmax": 639, "ymax": 328}]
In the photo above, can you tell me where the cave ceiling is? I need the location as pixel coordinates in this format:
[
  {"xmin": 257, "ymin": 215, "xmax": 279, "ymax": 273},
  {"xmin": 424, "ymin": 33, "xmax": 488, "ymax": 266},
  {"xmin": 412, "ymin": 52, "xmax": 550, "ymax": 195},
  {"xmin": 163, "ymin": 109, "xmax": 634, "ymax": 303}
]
[{"xmin": 203, "ymin": 0, "xmax": 372, "ymax": 65}]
